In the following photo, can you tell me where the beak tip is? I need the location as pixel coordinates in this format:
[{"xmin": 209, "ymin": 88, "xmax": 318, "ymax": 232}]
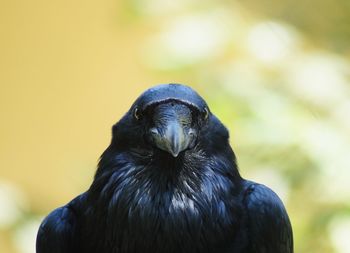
[{"xmin": 171, "ymin": 151, "xmax": 180, "ymax": 157}]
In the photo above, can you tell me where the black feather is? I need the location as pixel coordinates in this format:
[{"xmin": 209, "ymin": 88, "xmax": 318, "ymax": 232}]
[{"xmin": 36, "ymin": 83, "xmax": 293, "ymax": 253}]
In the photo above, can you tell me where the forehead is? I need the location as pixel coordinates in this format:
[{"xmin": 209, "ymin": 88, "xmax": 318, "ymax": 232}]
[
  {"xmin": 132, "ymin": 84, "xmax": 208, "ymax": 111},
  {"xmin": 152, "ymin": 103, "xmax": 193, "ymax": 124},
  {"xmin": 153, "ymin": 102, "xmax": 192, "ymax": 115}
]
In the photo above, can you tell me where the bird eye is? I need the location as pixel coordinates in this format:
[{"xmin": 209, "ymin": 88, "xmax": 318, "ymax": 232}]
[
  {"xmin": 133, "ymin": 107, "xmax": 142, "ymax": 120},
  {"xmin": 203, "ymin": 107, "xmax": 209, "ymax": 120}
]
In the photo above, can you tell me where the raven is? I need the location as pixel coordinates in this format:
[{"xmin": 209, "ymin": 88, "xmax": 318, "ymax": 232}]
[{"xmin": 36, "ymin": 84, "xmax": 293, "ymax": 253}]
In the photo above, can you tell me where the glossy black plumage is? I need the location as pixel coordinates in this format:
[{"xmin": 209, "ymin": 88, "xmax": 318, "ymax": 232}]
[{"xmin": 36, "ymin": 83, "xmax": 293, "ymax": 253}]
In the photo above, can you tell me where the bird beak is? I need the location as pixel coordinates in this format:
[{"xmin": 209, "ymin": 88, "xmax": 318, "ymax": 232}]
[
  {"xmin": 151, "ymin": 120, "xmax": 193, "ymax": 157},
  {"xmin": 164, "ymin": 121, "xmax": 187, "ymax": 157}
]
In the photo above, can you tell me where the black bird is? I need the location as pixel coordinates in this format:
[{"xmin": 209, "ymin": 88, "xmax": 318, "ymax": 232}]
[{"xmin": 36, "ymin": 84, "xmax": 293, "ymax": 253}]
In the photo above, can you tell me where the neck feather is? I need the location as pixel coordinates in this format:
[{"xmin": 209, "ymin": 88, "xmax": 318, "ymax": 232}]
[{"xmin": 87, "ymin": 146, "xmax": 243, "ymax": 252}]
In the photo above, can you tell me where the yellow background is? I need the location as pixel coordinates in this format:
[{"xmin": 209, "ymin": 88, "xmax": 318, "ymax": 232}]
[{"xmin": 1, "ymin": 1, "xmax": 350, "ymax": 253}]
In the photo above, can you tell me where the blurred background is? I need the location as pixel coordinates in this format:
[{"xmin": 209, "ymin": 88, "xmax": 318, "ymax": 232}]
[{"xmin": 1, "ymin": 0, "xmax": 350, "ymax": 252}]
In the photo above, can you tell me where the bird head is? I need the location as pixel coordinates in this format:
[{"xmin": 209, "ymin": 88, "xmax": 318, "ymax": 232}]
[
  {"xmin": 110, "ymin": 84, "xmax": 221, "ymax": 158},
  {"xmin": 104, "ymin": 83, "xmax": 234, "ymax": 170}
]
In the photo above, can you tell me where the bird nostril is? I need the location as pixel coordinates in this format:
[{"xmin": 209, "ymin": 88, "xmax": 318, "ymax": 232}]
[
  {"xmin": 150, "ymin": 128, "xmax": 159, "ymax": 136},
  {"xmin": 188, "ymin": 129, "xmax": 196, "ymax": 137}
]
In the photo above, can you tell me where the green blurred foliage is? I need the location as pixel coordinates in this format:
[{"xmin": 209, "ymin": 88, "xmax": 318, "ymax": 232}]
[{"xmin": 1, "ymin": 1, "xmax": 350, "ymax": 253}]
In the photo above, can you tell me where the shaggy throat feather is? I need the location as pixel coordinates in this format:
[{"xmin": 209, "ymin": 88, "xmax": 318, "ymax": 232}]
[{"xmin": 97, "ymin": 159, "xmax": 240, "ymax": 252}]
